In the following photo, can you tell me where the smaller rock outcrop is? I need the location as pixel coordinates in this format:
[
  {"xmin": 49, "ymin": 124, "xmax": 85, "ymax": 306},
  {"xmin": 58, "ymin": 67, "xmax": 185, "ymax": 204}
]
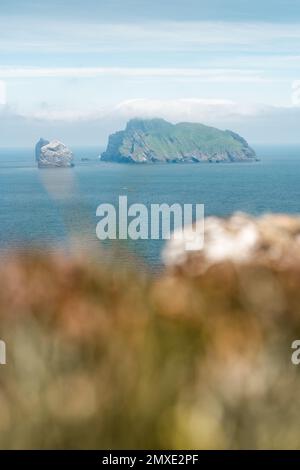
[{"xmin": 35, "ymin": 138, "xmax": 74, "ymax": 168}]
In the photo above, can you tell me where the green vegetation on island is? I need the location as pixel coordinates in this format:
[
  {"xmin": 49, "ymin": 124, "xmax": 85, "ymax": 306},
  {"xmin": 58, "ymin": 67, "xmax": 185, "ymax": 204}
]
[{"xmin": 101, "ymin": 118, "xmax": 258, "ymax": 163}]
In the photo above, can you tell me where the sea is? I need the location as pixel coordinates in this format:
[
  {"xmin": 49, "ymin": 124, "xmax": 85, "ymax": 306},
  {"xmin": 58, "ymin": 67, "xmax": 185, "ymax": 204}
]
[{"xmin": 0, "ymin": 144, "xmax": 299, "ymax": 271}]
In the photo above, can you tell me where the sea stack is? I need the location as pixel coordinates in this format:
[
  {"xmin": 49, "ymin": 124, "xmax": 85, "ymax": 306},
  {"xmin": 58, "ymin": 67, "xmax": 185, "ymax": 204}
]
[
  {"xmin": 35, "ymin": 138, "xmax": 74, "ymax": 168},
  {"xmin": 101, "ymin": 118, "xmax": 258, "ymax": 163}
]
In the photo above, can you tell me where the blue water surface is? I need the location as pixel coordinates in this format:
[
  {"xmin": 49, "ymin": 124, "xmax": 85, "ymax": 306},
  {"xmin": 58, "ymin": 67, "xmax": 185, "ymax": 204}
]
[{"xmin": 0, "ymin": 145, "xmax": 299, "ymax": 269}]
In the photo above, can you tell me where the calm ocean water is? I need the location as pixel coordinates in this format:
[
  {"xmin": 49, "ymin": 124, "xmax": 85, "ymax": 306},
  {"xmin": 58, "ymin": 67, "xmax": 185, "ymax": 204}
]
[{"xmin": 0, "ymin": 144, "xmax": 299, "ymax": 270}]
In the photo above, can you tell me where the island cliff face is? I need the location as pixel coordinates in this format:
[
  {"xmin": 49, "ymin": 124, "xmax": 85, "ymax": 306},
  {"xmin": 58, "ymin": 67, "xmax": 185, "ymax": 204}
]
[
  {"xmin": 101, "ymin": 118, "xmax": 257, "ymax": 163},
  {"xmin": 35, "ymin": 138, "xmax": 74, "ymax": 168}
]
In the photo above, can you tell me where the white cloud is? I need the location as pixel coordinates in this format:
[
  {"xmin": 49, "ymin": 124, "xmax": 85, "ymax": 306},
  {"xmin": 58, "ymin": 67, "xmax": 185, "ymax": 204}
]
[
  {"xmin": 292, "ymin": 80, "xmax": 300, "ymax": 105},
  {"xmin": 2, "ymin": 20, "xmax": 300, "ymax": 54},
  {"xmin": 112, "ymin": 98, "xmax": 266, "ymax": 123},
  {"xmin": 27, "ymin": 108, "xmax": 106, "ymax": 122},
  {"xmin": 0, "ymin": 66, "xmax": 268, "ymax": 83},
  {"xmin": 0, "ymin": 81, "xmax": 6, "ymax": 105},
  {"xmin": 6, "ymin": 98, "xmax": 268, "ymax": 123},
  {"xmin": 17, "ymin": 98, "xmax": 266, "ymax": 124}
]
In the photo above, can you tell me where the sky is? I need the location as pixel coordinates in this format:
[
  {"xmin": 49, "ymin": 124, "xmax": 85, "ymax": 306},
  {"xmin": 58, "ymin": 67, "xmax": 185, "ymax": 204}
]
[{"xmin": 1, "ymin": 0, "xmax": 300, "ymax": 146}]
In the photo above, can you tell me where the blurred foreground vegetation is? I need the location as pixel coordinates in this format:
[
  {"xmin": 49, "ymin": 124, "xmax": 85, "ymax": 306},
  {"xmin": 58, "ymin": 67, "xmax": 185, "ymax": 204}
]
[{"xmin": 0, "ymin": 251, "xmax": 300, "ymax": 449}]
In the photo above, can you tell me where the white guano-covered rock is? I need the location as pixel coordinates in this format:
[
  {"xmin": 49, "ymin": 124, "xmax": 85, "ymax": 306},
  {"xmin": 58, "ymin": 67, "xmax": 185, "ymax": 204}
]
[{"xmin": 36, "ymin": 138, "xmax": 74, "ymax": 168}]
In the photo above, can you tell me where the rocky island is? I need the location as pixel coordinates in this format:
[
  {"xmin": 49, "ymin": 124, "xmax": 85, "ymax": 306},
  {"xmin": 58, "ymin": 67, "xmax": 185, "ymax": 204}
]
[
  {"xmin": 101, "ymin": 118, "xmax": 257, "ymax": 163},
  {"xmin": 35, "ymin": 138, "xmax": 74, "ymax": 168}
]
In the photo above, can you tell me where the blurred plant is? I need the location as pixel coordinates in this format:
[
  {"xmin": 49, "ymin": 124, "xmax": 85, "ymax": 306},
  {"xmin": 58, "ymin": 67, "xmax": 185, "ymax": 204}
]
[{"xmin": 0, "ymin": 250, "xmax": 300, "ymax": 449}]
